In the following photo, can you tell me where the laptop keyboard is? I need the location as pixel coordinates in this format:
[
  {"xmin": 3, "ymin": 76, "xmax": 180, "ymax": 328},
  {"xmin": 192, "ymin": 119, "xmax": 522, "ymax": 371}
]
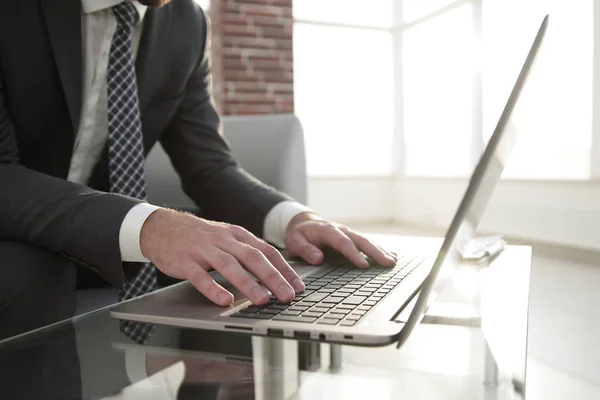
[{"xmin": 231, "ymin": 256, "xmax": 424, "ymax": 326}]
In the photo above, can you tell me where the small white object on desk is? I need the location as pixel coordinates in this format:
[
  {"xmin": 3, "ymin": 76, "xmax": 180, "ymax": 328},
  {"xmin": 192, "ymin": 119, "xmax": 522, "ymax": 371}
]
[{"xmin": 462, "ymin": 235, "xmax": 507, "ymax": 264}]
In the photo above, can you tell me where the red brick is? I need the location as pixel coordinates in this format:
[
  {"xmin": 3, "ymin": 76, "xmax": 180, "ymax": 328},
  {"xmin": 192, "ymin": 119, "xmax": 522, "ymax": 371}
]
[
  {"xmin": 227, "ymin": 104, "xmax": 277, "ymax": 115},
  {"xmin": 211, "ymin": 0, "xmax": 294, "ymax": 116},
  {"xmin": 222, "ymin": 36, "xmax": 277, "ymax": 49},
  {"xmin": 222, "ymin": 24, "xmax": 258, "ymax": 37},
  {"xmin": 259, "ymin": 26, "xmax": 289, "ymax": 39},
  {"xmin": 251, "ymin": 16, "xmax": 285, "ymax": 28},
  {"xmin": 222, "ymin": 59, "xmax": 249, "ymax": 71},
  {"xmin": 250, "ymin": 59, "xmax": 291, "ymax": 71},
  {"xmin": 241, "ymin": 6, "xmax": 291, "ymax": 19},
  {"xmin": 266, "ymin": 82, "xmax": 293, "ymax": 92},
  {"xmin": 229, "ymin": 81, "xmax": 269, "ymax": 90},
  {"xmin": 223, "ymin": 70, "xmax": 259, "ymax": 81},
  {"xmin": 221, "ymin": 13, "xmax": 249, "ymax": 25}
]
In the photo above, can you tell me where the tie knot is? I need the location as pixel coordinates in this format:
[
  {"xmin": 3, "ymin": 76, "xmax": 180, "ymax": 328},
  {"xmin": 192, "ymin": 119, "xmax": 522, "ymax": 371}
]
[{"xmin": 113, "ymin": 1, "xmax": 139, "ymax": 30}]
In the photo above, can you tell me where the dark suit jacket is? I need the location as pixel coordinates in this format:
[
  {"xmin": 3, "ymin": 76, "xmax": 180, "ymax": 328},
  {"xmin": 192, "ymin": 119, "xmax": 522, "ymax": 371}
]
[{"xmin": 0, "ymin": 0, "xmax": 291, "ymax": 288}]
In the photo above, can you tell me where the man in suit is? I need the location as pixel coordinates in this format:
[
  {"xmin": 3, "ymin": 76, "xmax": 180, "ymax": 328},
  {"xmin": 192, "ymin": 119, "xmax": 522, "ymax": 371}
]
[{"xmin": 0, "ymin": 0, "xmax": 397, "ymax": 340}]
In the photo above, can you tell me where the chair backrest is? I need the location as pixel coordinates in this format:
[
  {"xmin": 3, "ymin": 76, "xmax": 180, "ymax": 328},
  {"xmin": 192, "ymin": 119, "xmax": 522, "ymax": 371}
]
[{"xmin": 146, "ymin": 113, "xmax": 308, "ymax": 209}]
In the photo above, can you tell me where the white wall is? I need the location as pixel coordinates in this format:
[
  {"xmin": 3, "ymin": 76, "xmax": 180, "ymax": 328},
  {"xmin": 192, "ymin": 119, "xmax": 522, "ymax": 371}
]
[
  {"xmin": 395, "ymin": 178, "xmax": 600, "ymax": 251},
  {"xmin": 307, "ymin": 177, "xmax": 395, "ymax": 223},
  {"xmin": 308, "ymin": 177, "xmax": 600, "ymax": 251}
]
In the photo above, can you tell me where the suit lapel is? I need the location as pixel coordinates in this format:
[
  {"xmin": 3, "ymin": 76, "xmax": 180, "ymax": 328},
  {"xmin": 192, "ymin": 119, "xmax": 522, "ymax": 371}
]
[
  {"xmin": 135, "ymin": 5, "xmax": 172, "ymax": 111},
  {"xmin": 40, "ymin": 0, "xmax": 83, "ymax": 134}
]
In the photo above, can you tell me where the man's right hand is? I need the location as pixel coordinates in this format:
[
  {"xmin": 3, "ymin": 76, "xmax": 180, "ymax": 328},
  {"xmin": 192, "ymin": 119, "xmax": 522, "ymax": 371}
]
[{"xmin": 139, "ymin": 209, "xmax": 304, "ymax": 307}]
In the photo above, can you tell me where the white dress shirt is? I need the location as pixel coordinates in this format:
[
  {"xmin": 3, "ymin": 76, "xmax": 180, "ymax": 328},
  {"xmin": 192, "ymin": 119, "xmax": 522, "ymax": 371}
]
[{"xmin": 69, "ymin": 0, "xmax": 312, "ymax": 262}]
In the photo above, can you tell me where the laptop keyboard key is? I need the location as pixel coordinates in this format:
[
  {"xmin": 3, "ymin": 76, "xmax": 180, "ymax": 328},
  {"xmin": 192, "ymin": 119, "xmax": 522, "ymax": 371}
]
[
  {"xmin": 272, "ymin": 315, "xmax": 318, "ymax": 323},
  {"xmin": 303, "ymin": 292, "xmax": 329, "ymax": 303},
  {"xmin": 331, "ymin": 291, "xmax": 351, "ymax": 298},
  {"xmin": 281, "ymin": 310, "xmax": 303, "ymax": 316},
  {"xmin": 303, "ymin": 312, "xmax": 324, "ymax": 318},
  {"xmin": 340, "ymin": 320, "xmax": 357, "ymax": 327},
  {"xmin": 288, "ymin": 306, "xmax": 310, "ymax": 312},
  {"xmin": 269, "ymin": 304, "xmax": 289, "ymax": 310},
  {"xmin": 331, "ymin": 308, "xmax": 351, "ymax": 315},
  {"xmin": 247, "ymin": 304, "xmax": 269, "ymax": 310},
  {"xmin": 322, "ymin": 296, "xmax": 344, "ymax": 304},
  {"xmin": 355, "ymin": 290, "xmax": 374, "ymax": 297},
  {"xmin": 345, "ymin": 284, "xmax": 361, "ymax": 289},
  {"xmin": 309, "ymin": 269, "xmax": 335, "ymax": 278},
  {"xmin": 295, "ymin": 291, "xmax": 314, "ymax": 298},
  {"xmin": 365, "ymin": 283, "xmax": 382, "ymax": 288},
  {"xmin": 317, "ymin": 288, "xmax": 336, "ymax": 294},
  {"xmin": 317, "ymin": 318, "xmax": 340, "ymax": 325},
  {"xmin": 342, "ymin": 295, "xmax": 367, "ymax": 305},
  {"xmin": 259, "ymin": 309, "xmax": 280, "ymax": 315}
]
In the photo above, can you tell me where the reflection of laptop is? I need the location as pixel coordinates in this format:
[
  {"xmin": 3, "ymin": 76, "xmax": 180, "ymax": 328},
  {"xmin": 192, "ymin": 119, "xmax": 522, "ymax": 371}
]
[
  {"xmin": 111, "ymin": 342, "xmax": 256, "ymax": 398},
  {"xmin": 112, "ymin": 16, "xmax": 548, "ymax": 347}
]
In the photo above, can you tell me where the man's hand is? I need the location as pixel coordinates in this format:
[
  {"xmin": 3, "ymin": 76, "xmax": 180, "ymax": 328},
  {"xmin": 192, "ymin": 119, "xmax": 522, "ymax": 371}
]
[
  {"xmin": 140, "ymin": 209, "xmax": 304, "ymax": 307},
  {"xmin": 284, "ymin": 212, "xmax": 397, "ymax": 268}
]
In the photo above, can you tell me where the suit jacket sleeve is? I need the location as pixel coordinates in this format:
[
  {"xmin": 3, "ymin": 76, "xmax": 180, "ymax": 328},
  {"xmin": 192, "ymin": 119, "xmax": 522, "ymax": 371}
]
[
  {"xmin": 0, "ymin": 71, "xmax": 142, "ymax": 288},
  {"xmin": 159, "ymin": 8, "xmax": 292, "ymax": 237}
]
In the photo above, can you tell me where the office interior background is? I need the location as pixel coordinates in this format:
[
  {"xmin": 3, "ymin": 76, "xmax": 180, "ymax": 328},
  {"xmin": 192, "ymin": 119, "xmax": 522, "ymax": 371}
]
[
  {"xmin": 191, "ymin": 3, "xmax": 599, "ymax": 397},
  {"xmin": 199, "ymin": 0, "xmax": 599, "ymax": 253}
]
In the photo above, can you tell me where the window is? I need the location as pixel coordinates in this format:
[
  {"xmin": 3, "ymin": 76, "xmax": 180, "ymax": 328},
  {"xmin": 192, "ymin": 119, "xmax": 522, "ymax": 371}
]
[
  {"xmin": 483, "ymin": 0, "xmax": 592, "ymax": 180},
  {"xmin": 293, "ymin": 1, "xmax": 394, "ymax": 176},
  {"xmin": 402, "ymin": 2, "xmax": 475, "ymax": 177},
  {"xmin": 294, "ymin": 0, "xmax": 594, "ymax": 180}
]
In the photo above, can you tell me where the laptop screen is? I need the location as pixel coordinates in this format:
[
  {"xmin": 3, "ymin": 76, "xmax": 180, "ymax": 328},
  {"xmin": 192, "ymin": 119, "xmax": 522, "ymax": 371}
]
[{"xmin": 397, "ymin": 16, "xmax": 549, "ymax": 347}]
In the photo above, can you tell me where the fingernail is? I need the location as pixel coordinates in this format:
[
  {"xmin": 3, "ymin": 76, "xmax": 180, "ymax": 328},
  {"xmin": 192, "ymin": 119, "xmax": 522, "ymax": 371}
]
[
  {"xmin": 278, "ymin": 284, "xmax": 295, "ymax": 301},
  {"xmin": 292, "ymin": 278, "xmax": 305, "ymax": 292},
  {"xmin": 218, "ymin": 292, "xmax": 233, "ymax": 305},
  {"xmin": 252, "ymin": 287, "xmax": 269, "ymax": 304}
]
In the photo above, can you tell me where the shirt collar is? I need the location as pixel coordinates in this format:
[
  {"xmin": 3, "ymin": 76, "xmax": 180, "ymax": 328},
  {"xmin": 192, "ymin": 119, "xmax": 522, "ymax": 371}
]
[{"xmin": 81, "ymin": 0, "xmax": 147, "ymax": 24}]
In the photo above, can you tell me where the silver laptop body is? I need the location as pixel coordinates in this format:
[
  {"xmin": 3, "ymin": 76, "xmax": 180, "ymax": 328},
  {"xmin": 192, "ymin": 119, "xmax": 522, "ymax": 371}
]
[{"xmin": 111, "ymin": 17, "xmax": 548, "ymax": 347}]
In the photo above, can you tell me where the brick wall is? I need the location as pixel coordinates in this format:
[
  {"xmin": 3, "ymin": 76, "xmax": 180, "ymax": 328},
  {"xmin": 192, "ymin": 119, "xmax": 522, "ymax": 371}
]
[{"xmin": 209, "ymin": 0, "xmax": 294, "ymax": 116}]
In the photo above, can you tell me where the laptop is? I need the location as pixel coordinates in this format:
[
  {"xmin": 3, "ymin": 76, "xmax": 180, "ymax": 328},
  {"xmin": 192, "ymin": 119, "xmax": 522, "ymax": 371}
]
[{"xmin": 112, "ymin": 16, "xmax": 548, "ymax": 347}]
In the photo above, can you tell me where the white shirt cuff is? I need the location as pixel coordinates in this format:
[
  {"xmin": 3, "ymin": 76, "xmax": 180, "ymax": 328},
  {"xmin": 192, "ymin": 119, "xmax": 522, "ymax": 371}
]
[
  {"xmin": 263, "ymin": 201, "xmax": 314, "ymax": 248},
  {"xmin": 119, "ymin": 203, "xmax": 162, "ymax": 262}
]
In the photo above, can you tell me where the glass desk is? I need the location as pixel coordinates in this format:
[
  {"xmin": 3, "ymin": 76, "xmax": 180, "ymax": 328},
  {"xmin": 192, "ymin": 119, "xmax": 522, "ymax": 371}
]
[{"xmin": 0, "ymin": 236, "xmax": 531, "ymax": 400}]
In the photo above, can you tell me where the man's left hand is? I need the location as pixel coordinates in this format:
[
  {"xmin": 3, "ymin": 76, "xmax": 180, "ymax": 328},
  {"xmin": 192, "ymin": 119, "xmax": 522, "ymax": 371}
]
[{"xmin": 284, "ymin": 212, "xmax": 397, "ymax": 268}]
